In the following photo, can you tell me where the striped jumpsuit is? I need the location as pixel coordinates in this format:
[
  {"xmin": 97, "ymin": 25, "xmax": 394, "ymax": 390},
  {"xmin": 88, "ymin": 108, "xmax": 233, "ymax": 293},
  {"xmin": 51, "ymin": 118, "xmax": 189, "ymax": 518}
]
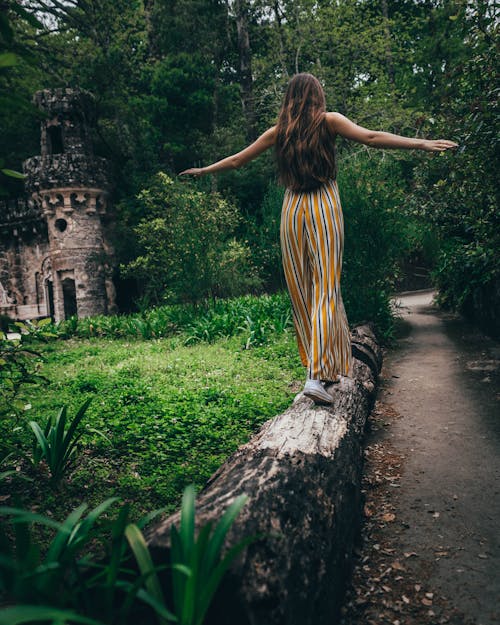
[{"xmin": 280, "ymin": 178, "xmax": 353, "ymax": 381}]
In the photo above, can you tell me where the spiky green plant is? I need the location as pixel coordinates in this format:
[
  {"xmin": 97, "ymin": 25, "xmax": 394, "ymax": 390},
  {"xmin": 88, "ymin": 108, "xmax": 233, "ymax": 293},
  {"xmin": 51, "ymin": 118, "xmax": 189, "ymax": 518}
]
[
  {"xmin": 169, "ymin": 485, "xmax": 251, "ymax": 625},
  {"xmin": 0, "ymin": 487, "xmax": 252, "ymax": 625},
  {"xmin": 0, "ymin": 498, "xmax": 167, "ymax": 623},
  {"xmin": 29, "ymin": 399, "xmax": 108, "ymax": 483},
  {"xmin": 122, "ymin": 486, "xmax": 253, "ymax": 625},
  {"xmin": 0, "ymin": 498, "xmax": 119, "ymax": 608},
  {"xmin": 0, "ymin": 606, "xmax": 104, "ymax": 625}
]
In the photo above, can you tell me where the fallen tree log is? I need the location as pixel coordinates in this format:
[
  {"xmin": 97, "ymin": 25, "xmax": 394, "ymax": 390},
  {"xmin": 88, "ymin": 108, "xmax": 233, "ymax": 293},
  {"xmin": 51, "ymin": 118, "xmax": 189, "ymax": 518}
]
[{"xmin": 147, "ymin": 323, "xmax": 382, "ymax": 625}]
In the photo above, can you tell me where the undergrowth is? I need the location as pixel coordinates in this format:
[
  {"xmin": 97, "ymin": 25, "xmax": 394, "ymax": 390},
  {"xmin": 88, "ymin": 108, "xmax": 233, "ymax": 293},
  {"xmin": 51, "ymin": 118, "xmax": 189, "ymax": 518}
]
[
  {"xmin": 50, "ymin": 291, "xmax": 394, "ymax": 345},
  {"xmin": 1, "ymin": 331, "xmax": 304, "ymax": 523}
]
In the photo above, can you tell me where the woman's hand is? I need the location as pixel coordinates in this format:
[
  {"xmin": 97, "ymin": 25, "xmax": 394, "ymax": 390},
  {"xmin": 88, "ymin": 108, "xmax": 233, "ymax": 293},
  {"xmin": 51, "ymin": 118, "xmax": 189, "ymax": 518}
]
[
  {"xmin": 421, "ymin": 139, "xmax": 459, "ymax": 152},
  {"xmin": 179, "ymin": 167, "xmax": 205, "ymax": 177}
]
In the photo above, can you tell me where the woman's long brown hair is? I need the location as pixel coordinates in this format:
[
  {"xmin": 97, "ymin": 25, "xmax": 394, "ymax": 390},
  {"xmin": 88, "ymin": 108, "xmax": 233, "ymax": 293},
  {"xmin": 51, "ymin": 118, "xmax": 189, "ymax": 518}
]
[{"xmin": 275, "ymin": 73, "xmax": 336, "ymax": 191}]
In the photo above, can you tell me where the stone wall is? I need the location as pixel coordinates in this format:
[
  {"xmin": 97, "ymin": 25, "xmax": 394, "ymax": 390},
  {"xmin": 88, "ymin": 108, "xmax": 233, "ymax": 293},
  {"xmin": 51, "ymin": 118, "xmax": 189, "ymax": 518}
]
[
  {"xmin": 39, "ymin": 186, "xmax": 114, "ymax": 321},
  {"xmin": 0, "ymin": 198, "xmax": 42, "ymax": 231},
  {"xmin": 0, "ymin": 235, "xmax": 50, "ymax": 316},
  {"xmin": 24, "ymin": 154, "xmax": 110, "ymax": 194},
  {"xmin": 34, "ymin": 88, "xmax": 96, "ymax": 158},
  {"xmin": 0, "ymin": 88, "xmax": 117, "ymax": 322}
]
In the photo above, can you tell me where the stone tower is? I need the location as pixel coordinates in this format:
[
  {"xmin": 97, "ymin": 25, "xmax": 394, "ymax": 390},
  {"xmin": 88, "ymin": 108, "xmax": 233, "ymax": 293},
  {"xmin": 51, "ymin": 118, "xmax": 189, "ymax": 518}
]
[{"xmin": 20, "ymin": 88, "xmax": 117, "ymax": 322}]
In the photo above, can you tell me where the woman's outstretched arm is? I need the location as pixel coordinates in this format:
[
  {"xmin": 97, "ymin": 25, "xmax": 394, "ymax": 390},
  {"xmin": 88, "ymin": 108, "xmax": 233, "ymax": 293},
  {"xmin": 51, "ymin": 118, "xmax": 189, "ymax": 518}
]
[
  {"xmin": 179, "ymin": 125, "xmax": 277, "ymax": 177},
  {"xmin": 326, "ymin": 112, "xmax": 458, "ymax": 152}
]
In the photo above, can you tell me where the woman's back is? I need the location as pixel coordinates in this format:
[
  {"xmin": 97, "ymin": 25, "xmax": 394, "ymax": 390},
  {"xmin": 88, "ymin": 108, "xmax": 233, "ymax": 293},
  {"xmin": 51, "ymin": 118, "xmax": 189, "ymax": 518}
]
[{"xmin": 275, "ymin": 73, "xmax": 337, "ymax": 192}]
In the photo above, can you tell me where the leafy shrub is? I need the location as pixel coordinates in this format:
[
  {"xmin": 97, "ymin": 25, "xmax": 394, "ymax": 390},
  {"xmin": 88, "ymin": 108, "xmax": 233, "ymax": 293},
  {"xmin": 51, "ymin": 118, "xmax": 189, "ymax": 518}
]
[
  {"xmin": 246, "ymin": 183, "xmax": 285, "ymax": 292},
  {"xmin": 213, "ymin": 238, "xmax": 263, "ymax": 298},
  {"xmin": 182, "ymin": 293, "xmax": 293, "ymax": 347},
  {"xmin": 121, "ymin": 173, "xmax": 261, "ymax": 305},
  {"xmin": 0, "ymin": 497, "xmax": 158, "ymax": 623},
  {"xmin": 52, "ymin": 292, "xmax": 294, "ymax": 347},
  {"xmin": 409, "ymin": 17, "xmax": 499, "ymax": 334},
  {"xmin": 14, "ymin": 318, "xmax": 58, "ymax": 343},
  {"xmin": 128, "ymin": 485, "xmax": 251, "ymax": 625},
  {"xmin": 0, "ymin": 606, "xmax": 103, "ymax": 624},
  {"xmin": 336, "ymin": 150, "xmax": 414, "ymax": 338},
  {"xmin": 0, "ymin": 329, "xmax": 45, "ymax": 420}
]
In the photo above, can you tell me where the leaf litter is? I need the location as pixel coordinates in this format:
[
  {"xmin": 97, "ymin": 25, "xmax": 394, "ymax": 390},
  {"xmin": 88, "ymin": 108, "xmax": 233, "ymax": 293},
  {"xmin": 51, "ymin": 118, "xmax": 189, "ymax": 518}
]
[{"xmin": 339, "ymin": 400, "xmax": 476, "ymax": 625}]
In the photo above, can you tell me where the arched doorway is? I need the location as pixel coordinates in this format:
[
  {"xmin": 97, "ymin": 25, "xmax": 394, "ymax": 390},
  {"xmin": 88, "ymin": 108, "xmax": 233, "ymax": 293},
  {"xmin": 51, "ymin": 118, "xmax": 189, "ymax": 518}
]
[
  {"xmin": 45, "ymin": 279, "xmax": 55, "ymax": 321},
  {"xmin": 61, "ymin": 277, "xmax": 77, "ymax": 319},
  {"xmin": 41, "ymin": 257, "xmax": 54, "ymax": 320}
]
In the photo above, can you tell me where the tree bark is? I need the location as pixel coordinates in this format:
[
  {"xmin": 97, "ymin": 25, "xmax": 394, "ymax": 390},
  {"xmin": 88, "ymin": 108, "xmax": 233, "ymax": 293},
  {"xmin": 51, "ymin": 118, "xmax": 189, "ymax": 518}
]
[
  {"xmin": 234, "ymin": 0, "xmax": 256, "ymax": 141},
  {"xmin": 147, "ymin": 323, "xmax": 382, "ymax": 625},
  {"xmin": 381, "ymin": 0, "xmax": 396, "ymax": 89}
]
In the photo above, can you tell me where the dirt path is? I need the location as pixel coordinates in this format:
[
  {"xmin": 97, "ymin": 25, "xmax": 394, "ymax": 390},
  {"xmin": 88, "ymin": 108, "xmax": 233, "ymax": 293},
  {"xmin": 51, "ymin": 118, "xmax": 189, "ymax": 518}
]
[{"xmin": 341, "ymin": 290, "xmax": 500, "ymax": 625}]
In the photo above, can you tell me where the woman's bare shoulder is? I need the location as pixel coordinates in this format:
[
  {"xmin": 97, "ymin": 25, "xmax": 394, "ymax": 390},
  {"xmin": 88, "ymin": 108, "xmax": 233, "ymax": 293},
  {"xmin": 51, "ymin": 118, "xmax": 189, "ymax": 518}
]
[
  {"xmin": 325, "ymin": 112, "xmax": 347, "ymax": 132},
  {"xmin": 254, "ymin": 125, "xmax": 277, "ymax": 150},
  {"xmin": 264, "ymin": 124, "xmax": 277, "ymax": 141}
]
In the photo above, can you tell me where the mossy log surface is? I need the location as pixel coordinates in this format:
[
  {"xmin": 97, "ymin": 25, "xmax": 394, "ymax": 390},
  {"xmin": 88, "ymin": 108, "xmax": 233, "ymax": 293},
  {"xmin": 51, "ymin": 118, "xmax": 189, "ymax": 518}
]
[{"xmin": 147, "ymin": 323, "xmax": 382, "ymax": 625}]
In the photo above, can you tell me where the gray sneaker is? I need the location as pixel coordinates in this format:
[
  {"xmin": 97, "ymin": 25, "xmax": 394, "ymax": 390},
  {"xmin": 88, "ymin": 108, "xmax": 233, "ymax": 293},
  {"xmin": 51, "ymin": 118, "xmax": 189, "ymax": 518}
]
[{"xmin": 303, "ymin": 378, "xmax": 332, "ymax": 404}]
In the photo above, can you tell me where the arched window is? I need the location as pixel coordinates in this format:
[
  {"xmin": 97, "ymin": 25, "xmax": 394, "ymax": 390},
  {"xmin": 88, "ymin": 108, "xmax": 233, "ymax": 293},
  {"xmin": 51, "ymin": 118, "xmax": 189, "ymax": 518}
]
[{"xmin": 47, "ymin": 125, "xmax": 64, "ymax": 154}]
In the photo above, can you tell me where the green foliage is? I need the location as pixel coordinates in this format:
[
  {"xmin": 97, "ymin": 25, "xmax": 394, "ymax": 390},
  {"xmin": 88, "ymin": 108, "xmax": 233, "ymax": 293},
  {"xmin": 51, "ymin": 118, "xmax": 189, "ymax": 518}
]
[
  {"xmin": 29, "ymin": 399, "xmax": 108, "ymax": 484},
  {"xmin": 182, "ymin": 293, "xmax": 292, "ymax": 347},
  {"xmin": 123, "ymin": 487, "xmax": 251, "ymax": 625},
  {"xmin": 15, "ymin": 318, "xmax": 57, "ymax": 341},
  {"xmin": 54, "ymin": 291, "xmax": 293, "ymax": 347},
  {"xmin": 0, "ymin": 329, "xmax": 45, "ymax": 420},
  {"xmin": 0, "ymin": 487, "xmax": 249, "ymax": 625},
  {"xmin": 337, "ymin": 150, "xmax": 415, "ymax": 339},
  {"xmin": 121, "ymin": 173, "xmax": 261, "ymax": 304},
  {"xmin": 168, "ymin": 486, "xmax": 250, "ymax": 625},
  {"xmin": 124, "ymin": 524, "xmax": 176, "ymax": 625},
  {"xmin": 0, "ymin": 497, "xmax": 158, "ymax": 623},
  {"xmin": 0, "ymin": 452, "xmax": 23, "ymax": 484},
  {"xmin": 0, "ymin": 2, "xmax": 43, "ymax": 197},
  {"xmin": 0, "ymin": 606, "xmax": 103, "ymax": 625},
  {"xmin": 0, "ymin": 498, "xmax": 122, "ymax": 613},
  {"xmin": 214, "ymin": 238, "xmax": 263, "ymax": 298},
  {"xmin": 246, "ymin": 183, "xmax": 285, "ymax": 292},
  {"xmin": 409, "ymin": 6, "xmax": 499, "ymax": 331},
  {"xmin": 2, "ymin": 323, "xmax": 303, "ymax": 519}
]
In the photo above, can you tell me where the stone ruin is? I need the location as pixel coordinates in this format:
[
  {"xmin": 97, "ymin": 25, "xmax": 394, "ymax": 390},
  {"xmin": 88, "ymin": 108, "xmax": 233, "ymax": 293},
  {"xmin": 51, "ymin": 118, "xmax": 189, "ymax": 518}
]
[{"xmin": 0, "ymin": 88, "xmax": 117, "ymax": 322}]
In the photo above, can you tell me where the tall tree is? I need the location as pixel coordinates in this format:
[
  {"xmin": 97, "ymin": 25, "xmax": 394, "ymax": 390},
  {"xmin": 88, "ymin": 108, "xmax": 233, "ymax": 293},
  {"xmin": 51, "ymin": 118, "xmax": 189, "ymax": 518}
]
[{"xmin": 234, "ymin": 0, "xmax": 256, "ymax": 140}]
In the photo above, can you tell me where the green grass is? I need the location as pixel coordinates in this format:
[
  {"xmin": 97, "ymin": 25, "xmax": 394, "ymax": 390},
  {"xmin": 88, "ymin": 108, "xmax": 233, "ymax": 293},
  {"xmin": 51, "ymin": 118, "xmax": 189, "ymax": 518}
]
[
  {"xmin": 2, "ymin": 330, "xmax": 304, "ymax": 522},
  {"xmin": 2, "ymin": 286, "xmax": 392, "ymax": 529}
]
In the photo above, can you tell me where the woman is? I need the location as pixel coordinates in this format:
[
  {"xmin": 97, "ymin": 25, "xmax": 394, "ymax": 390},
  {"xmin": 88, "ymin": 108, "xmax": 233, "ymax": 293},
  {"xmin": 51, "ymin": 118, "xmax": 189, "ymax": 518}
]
[{"xmin": 180, "ymin": 73, "xmax": 457, "ymax": 404}]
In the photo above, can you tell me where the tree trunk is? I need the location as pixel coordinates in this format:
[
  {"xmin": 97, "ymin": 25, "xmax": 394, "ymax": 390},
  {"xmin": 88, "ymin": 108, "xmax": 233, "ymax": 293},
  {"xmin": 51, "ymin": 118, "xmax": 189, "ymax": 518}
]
[
  {"xmin": 147, "ymin": 323, "xmax": 382, "ymax": 625},
  {"xmin": 273, "ymin": 1, "xmax": 289, "ymax": 79},
  {"xmin": 381, "ymin": 0, "xmax": 396, "ymax": 89},
  {"xmin": 234, "ymin": 0, "xmax": 256, "ymax": 141}
]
